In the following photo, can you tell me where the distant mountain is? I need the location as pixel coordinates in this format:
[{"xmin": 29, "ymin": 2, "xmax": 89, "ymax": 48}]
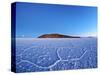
[{"xmin": 38, "ymin": 33, "xmax": 80, "ymax": 38}]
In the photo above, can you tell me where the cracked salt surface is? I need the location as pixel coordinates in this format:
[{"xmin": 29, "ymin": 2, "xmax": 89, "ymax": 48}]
[{"xmin": 14, "ymin": 38, "xmax": 97, "ymax": 72}]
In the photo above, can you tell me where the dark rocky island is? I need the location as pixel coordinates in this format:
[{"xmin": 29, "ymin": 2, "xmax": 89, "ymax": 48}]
[{"xmin": 38, "ymin": 33, "xmax": 80, "ymax": 38}]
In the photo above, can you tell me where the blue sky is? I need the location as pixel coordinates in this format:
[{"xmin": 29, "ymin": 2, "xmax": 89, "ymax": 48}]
[{"xmin": 15, "ymin": 2, "xmax": 97, "ymax": 38}]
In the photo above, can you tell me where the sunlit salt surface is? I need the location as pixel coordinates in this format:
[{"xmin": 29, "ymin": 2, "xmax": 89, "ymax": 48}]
[{"xmin": 14, "ymin": 38, "xmax": 97, "ymax": 72}]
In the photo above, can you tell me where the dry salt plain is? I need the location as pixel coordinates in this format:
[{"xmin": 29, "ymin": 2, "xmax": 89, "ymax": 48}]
[{"xmin": 13, "ymin": 37, "xmax": 97, "ymax": 72}]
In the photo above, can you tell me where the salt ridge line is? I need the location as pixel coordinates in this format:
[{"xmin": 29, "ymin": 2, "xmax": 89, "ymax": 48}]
[
  {"xmin": 49, "ymin": 48, "xmax": 87, "ymax": 69},
  {"xmin": 17, "ymin": 60, "xmax": 49, "ymax": 69},
  {"xmin": 16, "ymin": 46, "xmax": 72, "ymax": 56},
  {"xmin": 17, "ymin": 46, "xmax": 88, "ymax": 70}
]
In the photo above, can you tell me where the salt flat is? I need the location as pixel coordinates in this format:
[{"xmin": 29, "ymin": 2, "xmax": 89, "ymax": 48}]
[{"xmin": 13, "ymin": 38, "xmax": 97, "ymax": 72}]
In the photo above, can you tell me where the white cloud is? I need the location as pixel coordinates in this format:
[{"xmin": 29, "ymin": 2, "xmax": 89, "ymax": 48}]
[
  {"xmin": 80, "ymin": 32, "xmax": 97, "ymax": 37},
  {"xmin": 22, "ymin": 35, "xmax": 25, "ymax": 37}
]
